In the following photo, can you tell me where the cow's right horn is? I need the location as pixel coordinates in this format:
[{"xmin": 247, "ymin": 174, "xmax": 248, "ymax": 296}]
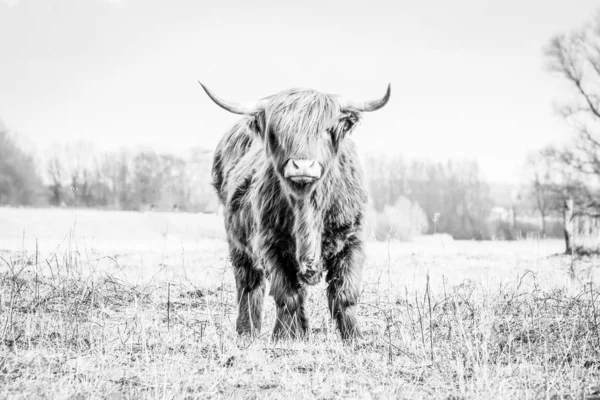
[
  {"xmin": 199, "ymin": 82, "xmax": 267, "ymax": 115},
  {"xmin": 338, "ymin": 83, "xmax": 391, "ymax": 112}
]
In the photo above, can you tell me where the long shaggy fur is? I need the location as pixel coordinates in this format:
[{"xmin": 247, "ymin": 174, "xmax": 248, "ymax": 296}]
[{"xmin": 212, "ymin": 88, "xmax": 369, "ymax": 340}]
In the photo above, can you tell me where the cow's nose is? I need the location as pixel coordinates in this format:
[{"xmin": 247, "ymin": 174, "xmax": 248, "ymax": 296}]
[{"xmin": 283, "ymin": 159, "xmax": 322, "ymax": 182}]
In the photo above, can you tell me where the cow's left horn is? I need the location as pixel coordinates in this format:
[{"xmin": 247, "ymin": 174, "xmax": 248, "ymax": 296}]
[
  {"xmin": 199, "ymin": 82, "xmax": 267, "ymax": 115},
  {"xmin": 339, "ymin": 83, "xmax": 391, "ymax": 112}
]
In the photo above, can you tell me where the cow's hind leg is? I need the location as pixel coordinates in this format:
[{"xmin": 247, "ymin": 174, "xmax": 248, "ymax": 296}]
[
  {"xmin": 231, "ymin": 248, "xmax": 266, "ymax": 336},
  {"xmin": 269, "ymin": 267, "xmax": 308, "ymax": 340}
]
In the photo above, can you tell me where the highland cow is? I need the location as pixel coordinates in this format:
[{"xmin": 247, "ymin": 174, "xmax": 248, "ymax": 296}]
[{"xmin": 200, "ymin": 82, "xmax": 391, "ymax": 340}]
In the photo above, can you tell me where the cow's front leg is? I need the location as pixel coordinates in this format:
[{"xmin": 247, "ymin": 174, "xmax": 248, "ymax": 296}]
[
  {"xmin": 325, "ymin": 236, "xmax": 365, "ymax": 341},
  {"xmin": 269, "ymin": 265, "xmax": 309, "ymax": 340},
  {"xmin": 231, "ymin": 247, "xmax": 266, "ymax": 336}
]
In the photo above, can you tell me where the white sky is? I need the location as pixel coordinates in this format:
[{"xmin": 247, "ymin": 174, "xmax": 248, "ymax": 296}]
[{"xmin": 0, "ymin": 0, "xmax": 597, "ymax": 183}]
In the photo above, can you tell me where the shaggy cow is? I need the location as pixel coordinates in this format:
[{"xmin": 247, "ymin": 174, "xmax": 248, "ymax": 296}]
[{"xmin": 200, "ymin": 82, "xmax": 391, "ymax": 340}]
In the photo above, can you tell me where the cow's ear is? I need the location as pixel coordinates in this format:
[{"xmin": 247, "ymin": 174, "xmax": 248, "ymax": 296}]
[
  {"xmin": 330, "ymin": 111, "xmax": 360, "ymax": 152},
  {"xmin": 248, "ymin": 111, "xmax": 266, "ymax": 140},
  {"xmin": 338, "ymin": 111, "xmax": 360, "ymax": 137}
]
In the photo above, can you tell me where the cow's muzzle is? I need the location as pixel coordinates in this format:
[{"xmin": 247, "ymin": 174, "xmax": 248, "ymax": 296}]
[
  {"xmin": 283, "ymin": 159, "xmax": 322, "ymax": 184},
  {"xmin": 298, "ymin": 260, "xmax": 324, "ymax": 286}
]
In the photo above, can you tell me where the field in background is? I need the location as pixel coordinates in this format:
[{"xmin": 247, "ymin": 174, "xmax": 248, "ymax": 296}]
[{"xmin": 1, "ymin": 207, "xmax": 600, "ymax": 399}]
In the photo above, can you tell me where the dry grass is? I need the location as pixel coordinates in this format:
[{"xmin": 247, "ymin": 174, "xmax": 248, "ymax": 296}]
[{"xmin": 1, "ymin": 208, "xmax": 600, "ymax": 399}]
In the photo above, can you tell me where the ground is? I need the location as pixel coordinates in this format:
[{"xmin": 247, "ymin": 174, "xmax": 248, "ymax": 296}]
[{"xmin": 1, "ymin": 207, "xmax": 600, "ymax": 399}]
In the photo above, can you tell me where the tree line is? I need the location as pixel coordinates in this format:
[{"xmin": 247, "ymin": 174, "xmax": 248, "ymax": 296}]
[
  {"xmin": 0, "ymin": 121, "xmax": 589, "ymax": 240},
  {"xmin": 0, "ymin": 129, "xmax": 219, "ymax": 213}
]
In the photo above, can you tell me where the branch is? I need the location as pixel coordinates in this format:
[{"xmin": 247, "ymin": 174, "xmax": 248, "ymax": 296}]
[
  {"xmin": 589, "ymin": 47, "xmax": 600, "ymax": 79},
  {"xmin": 556, "ymin": 103, "xmax": 590, "ymax": 119},
  {"xmin": 577, "ymin": 123, "xmax": 600, "ymax": 149},
  {"xmin": 556, "ymin": 147, "xmax": 597, "ymax": 176},
  {"xmin": 584, "ymin": 21, "xmax": 600, "ymax": 78},
  {"xmin": 546, "ymin": 32, "xmax": 600, "ymax": 120},
  {"xmin": 573, "ymin": 78, "xmax": 600, "ymax": 120}
]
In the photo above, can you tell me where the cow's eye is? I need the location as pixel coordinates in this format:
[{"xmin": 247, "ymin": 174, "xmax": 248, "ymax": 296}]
[
  {"xmin": 327, "ymin": 128, "xmax": 338, "ymax": 142},
  {"xmin": 267, "ymin": 129, "xmax": 279, "ymax": 152},
  {"xmin": 340, "ymin": 118, "xmax": 354, "ymax": 134}
]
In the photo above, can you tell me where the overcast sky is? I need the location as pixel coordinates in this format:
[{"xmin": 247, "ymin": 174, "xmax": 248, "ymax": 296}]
[{"xmin": 0, "ymin": 0, "xmax": 598, "ymax": 183}]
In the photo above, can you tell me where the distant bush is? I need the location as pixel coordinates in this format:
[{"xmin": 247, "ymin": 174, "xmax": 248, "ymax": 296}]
[{"xmin": 365, "ymin": 197, "xmax": 428, "ymax": 242}]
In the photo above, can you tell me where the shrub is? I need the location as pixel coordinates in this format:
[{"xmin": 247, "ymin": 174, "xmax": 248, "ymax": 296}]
[{"xmin": 365, "ymin": 197, "xmax": 428, "ymax": 242}]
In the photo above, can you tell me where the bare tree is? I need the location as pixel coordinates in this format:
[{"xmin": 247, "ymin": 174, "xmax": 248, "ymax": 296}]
[
  {"xmin": 47, "ymin": 145, "xmax": 66, "ymax": 206},
  {"xmin": 46, "ymin": 141, "xmax": 98, "ymax": 207},
  {"xmin": 524, "ymin": 149, "xmax": 563, "ymax": 234},
  {"xmin": 99, "ymin": 150, "xmax": 134, "ymax": 209},
  {"xmin": 545, "ymin": 11, "xmax": 600, "ymax": 183}
]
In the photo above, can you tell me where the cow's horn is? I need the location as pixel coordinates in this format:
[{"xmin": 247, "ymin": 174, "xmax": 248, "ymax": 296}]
[
  {"xmin": 199, "ymin": 82, "xmax": 266, "ymax": 115},
  {"xmin": 338, "ymin": 83, "xmax": 391, "ymax": 112}
]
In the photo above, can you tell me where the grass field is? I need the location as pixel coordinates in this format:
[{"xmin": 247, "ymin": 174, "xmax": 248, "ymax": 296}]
[{"xmin": 1, "ymin": 207, "xmax": 600, "ymax": 399}]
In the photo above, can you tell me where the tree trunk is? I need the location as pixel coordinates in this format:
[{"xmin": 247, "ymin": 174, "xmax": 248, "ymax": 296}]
[
  {"xmin": 564, "ymin": 198, "xmax": 574, "ymax": 254},
  {"xmin": 540, "ymin": 212, "xmax": 546, "ymax": 238}
]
